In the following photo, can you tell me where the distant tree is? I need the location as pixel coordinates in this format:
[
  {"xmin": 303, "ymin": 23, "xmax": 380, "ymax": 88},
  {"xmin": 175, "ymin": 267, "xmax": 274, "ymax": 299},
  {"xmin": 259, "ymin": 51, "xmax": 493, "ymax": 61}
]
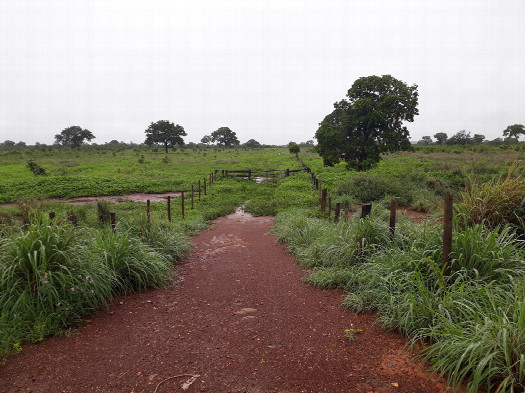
[
  {"xmin": 288, "ymin": 142, "xmax": 300, "ymax": 155},
  {"xmin": 433, "ymin": 132, "xmax": 448, "ymax": 145},
  {"xmin": 185, "ymin": 142, "xmax": 197, "ymax": 149},
  {"xmin": 316, "ymin": 75, "xmax": 418, "ymax": 171},
  {"xmin": 417, "ymin": 136, "xmax": 433, "ymax": 145},
  {"xmin": 55, "ymin": 126, "xmax": 95, "ymax": 148},
  {"xmin": 244, "ymin": 139, "xmax": 261, "ymax": 148},
  {"xmin": 200, "ymin": 135, "xmax": 212, "ymax": 145},
  {"xmin": 489, "ymin": 137, "xmax": 504, "ymax": 145},
  {"xmin": 144, "ymin": 120, "xmax": 186, "ymax": 153},
  {"xmin": 446, "ymin": 130, "xmax": 472, "ymax": 145},
  {"xmin": 299, "ymin": 140, "xmax": 315, "ymax": 147},
  {"xmin": 472, "ymin": 134, "xmax": 485, "ymax": 145},
  {"xmin": 504, "ymin": 137, "xmax": 519, "ymax": 145},
  {"xmin": 108, "ymin": 140, "xmax": 120, "ymax": 145},
  {"xmin": 503, "ymin": 124, "xmax": 525, "ymax": 141},
  {"xmin": 210, "ymin": 127, "xmax": 240, "ymax": 147},
  {"xmin": 1, "ymin": 140, "xmax": 16, "ymax": 147}
]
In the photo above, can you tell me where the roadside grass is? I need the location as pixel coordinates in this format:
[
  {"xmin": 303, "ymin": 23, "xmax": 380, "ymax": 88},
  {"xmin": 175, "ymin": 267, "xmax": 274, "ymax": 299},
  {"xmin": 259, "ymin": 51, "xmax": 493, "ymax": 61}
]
[
  {"xmin": 0, "ymin": 176, "xmax": 259, "ymax": 362},
  {"xmin": 273, "ymin": 203, "xmax": 525, "ymax": 392}
]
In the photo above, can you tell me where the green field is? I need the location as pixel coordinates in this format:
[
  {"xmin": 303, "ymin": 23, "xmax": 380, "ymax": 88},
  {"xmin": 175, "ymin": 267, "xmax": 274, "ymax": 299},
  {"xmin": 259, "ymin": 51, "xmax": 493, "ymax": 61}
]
[{"xmin": 0, "ymin": 147, "xmax": 301, "ymax": 203}]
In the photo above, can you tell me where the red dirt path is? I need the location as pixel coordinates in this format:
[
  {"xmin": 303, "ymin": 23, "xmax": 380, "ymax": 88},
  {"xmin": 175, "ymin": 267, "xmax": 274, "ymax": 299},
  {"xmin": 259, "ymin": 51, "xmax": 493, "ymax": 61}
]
[{"xmin": 0, "ymin": 211, "xmax": 452, "ymax": 393}]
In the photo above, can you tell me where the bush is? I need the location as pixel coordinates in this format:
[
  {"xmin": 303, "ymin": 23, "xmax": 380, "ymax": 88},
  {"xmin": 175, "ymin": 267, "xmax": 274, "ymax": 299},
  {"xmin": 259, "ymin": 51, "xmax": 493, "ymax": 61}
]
[
  {"xmin": 456, "ymin": 174, "xmax": 525, "ymax": 233},
  {"xmin": 26, "ymin": 160, "xmax": 46, "ymax": 176}
]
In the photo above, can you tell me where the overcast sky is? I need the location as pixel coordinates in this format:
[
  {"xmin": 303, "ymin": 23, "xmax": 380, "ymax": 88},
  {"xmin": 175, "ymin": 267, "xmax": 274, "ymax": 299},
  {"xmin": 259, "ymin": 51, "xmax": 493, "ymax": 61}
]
[{"xmin": 1, "ymin": 0, "xmax": 524, "ymax": 145}]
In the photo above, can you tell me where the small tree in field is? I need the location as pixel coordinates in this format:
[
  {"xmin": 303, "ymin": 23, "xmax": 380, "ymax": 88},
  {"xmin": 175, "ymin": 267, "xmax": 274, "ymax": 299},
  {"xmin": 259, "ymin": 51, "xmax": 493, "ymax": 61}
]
[
  {"xmin": 55, "ymin": 126, "xmax": 95, "ymax": 148},
  {"xmin": 288, "ymin": 142, "xmax": 300, "ymax": 156},
  {"xmin": 315, "ymin": 74, "xmax": 418, "ymax": 171},
  {"xmin": 144, "ymin": 120, "xmax": 186, "ymax": 153}
]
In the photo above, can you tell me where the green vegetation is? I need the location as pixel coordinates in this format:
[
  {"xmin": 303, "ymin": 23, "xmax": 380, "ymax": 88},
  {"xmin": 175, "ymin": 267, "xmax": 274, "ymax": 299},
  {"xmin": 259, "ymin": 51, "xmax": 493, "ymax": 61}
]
[
  {"xmin": 299, "ymin": 145, "xmax": 524, "ymax": 213},
  {"xmin": 1, "ymin": 144, "xmax": 524, "ymax": 392},
  {"xmin": 271, "ymin": 167, "xmax": 525, "ymax": 392},
  {"xmin": 0, "ymin": 147, "xmax": 299, "ymax": 203}
]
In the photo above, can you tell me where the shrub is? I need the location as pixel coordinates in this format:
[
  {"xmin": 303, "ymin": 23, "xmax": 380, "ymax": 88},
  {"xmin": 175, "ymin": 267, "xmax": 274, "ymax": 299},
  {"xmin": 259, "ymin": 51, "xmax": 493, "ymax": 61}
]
[
  {"xmin": 26, "ymin": 160, "xmax": 46, "ymax": 176},
  {"xmin": 456, "ymin": 174, "xmax": 525, "ymax": 232}
]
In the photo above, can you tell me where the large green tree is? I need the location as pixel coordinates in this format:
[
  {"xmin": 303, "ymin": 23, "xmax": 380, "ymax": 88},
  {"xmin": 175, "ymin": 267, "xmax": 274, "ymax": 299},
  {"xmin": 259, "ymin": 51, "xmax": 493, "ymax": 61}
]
[
  {"xmin": 503, "ymin": 124, "xmax": 525, "ymax": 141},
  {"xmin": 144, "ymin": 120, "xmax": 186, "ymax": 153},
  {"xmin": 315, "ymin": 75, "xmax": 419, "ymax": 171},
  {"xmin": 55, "ymin": 126, "xmax": 95, "ymax": 148},
  {"xmin": 210, "ymin": 127, "xmax": 240, "ymax": 147}
]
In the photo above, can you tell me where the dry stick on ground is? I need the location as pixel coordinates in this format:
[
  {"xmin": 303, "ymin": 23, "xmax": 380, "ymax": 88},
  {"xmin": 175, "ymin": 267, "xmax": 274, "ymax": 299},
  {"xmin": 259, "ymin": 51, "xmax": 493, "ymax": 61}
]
[{"xmin": 153, "ymin": 374, "xmax": 200, "ymax": 393}]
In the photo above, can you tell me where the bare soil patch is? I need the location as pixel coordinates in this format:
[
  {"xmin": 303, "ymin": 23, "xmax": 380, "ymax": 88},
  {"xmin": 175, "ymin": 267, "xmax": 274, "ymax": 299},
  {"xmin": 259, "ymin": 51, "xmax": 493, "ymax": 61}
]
[{"xmin": 0, "ymin": 211, "xmax": 452, "ymax": 393}]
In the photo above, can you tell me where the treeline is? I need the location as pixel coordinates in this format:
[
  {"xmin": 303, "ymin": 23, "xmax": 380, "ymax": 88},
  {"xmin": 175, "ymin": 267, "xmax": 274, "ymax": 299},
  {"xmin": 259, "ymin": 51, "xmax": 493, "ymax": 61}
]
[
  {"xmin": 417, "ymin": 125, "xmax": 525, "ymax": 146},
  {"xmin": 0, "ymin": 139, "xmax": 287, "ymax": 151}
]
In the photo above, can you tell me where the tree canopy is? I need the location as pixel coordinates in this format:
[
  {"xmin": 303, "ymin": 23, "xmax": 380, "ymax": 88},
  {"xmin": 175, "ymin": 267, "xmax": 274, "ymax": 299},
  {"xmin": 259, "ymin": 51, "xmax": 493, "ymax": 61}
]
[
  {"xmin": 315, "ymin": 75, "xmax": 418, "ymax": 171},
  {"xmin": 54, "ymin": 126, "xmax": 95, "ymax": 148},
  {"xmin": 433, "ymin": 132, "xmax": 448, "ymax": 145},
  {"xmin": 144, "ymin": 120, "xmax": 186, "ymax": 153},
  {"xmin": 446, "ymin": 130, "xmax": 472, "ymax": 145},
  {"xmin": 503, "ymin": 124, "xmax": 525, "ymax": 141},
  {"xmin": 210, "ymin": 127, "xmax": 240, "ymax": 147}
]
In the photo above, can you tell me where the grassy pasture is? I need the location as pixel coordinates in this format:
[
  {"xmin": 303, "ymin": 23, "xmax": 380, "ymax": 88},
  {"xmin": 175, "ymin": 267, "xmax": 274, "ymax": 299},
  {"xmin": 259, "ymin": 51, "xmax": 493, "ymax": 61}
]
[{"xmin": 0, "ymin": 147, "xmax": 300, "ymax": 203}]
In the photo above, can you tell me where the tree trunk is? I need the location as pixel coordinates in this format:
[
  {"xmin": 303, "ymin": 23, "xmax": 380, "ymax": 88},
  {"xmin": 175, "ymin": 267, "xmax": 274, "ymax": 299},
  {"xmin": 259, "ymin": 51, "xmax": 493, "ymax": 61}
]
[{"xmin": 164, "ymin": 142, "xmax": 168, "ymax": 154}]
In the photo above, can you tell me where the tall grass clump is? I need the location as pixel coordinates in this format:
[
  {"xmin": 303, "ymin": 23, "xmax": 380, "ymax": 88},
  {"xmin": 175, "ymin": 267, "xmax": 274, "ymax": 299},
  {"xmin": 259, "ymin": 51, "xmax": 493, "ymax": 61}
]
[
  {"xmin": 0, "ymin": 218, "xmax": 112, "ymax": 351},
  {"xmin": 456, "ymin": 173, "xmax": 525, "ymax": 233},
  {"xmin": 415, "ymin": 281, "xmax": 525, "ymax": 393},
  {"xmin": 118, "ymin": 216, "xmax": 192, "ymax": 262},
  {"xmin": 92, "ymin": 228, "xmax": 172, "ymax": 293}
]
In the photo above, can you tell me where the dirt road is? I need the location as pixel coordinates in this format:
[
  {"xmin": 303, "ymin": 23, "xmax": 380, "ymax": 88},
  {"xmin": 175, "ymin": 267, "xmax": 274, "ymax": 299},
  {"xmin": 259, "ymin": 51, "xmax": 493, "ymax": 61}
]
[{"xmin": 0, "ymin": 211, "xmax": 450, "ymax": 393}]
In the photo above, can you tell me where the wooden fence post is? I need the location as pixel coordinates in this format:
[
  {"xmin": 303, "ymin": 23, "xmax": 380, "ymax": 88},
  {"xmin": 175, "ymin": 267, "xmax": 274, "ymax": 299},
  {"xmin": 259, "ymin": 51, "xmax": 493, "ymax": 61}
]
[
  {"xmin": 167, "ymin": 196, "xmax": 171, "ymax": 222},
  {"xmin": 204, "ymin": 178, "xmax": 207, "ymax": 196},
  {"xmin": 248, "ymin": 169, "xmax": 252, "ymax": 180},
  {"xmin": 443, "ymin": 195, "xmax": 453, "ymax": 276},
  {"xmin": 49, "ymin": 211, "xmax": 55, "ymax": 221},
  {"xmin": 334, "ymin": 203, "xmax": 341, "ymax": 223},
  {"xmin": 389, "ymin": 199, "xmax": 397, "ymax": 240},
  {"xmin": 321, "ymin": 189, "xmax": 327, "ymax": 212},
  {"xmin": 191, "ymin": 185, "xmax": 194, "ymax": 209},
  {"xmin": 361, "ymin": 204, "xmax": 372, "ymax": 219},
  {"xmin": 285, "ymin": 168, "xmax": 290, "ymax": 177},
  {"xmin": 110, "ymin": 212, "xmax": 116, "ymax": 232},
  {"xmin": 146, "ymin": 200, "xmax": 151, "ymax": 224},
  {"xmin": 198, "ymin": 179, "xmax": 201, "ymax": 200},
  {"xmin": 181, "ymin": 191, "xmax": 185, "ymax": 220}
]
